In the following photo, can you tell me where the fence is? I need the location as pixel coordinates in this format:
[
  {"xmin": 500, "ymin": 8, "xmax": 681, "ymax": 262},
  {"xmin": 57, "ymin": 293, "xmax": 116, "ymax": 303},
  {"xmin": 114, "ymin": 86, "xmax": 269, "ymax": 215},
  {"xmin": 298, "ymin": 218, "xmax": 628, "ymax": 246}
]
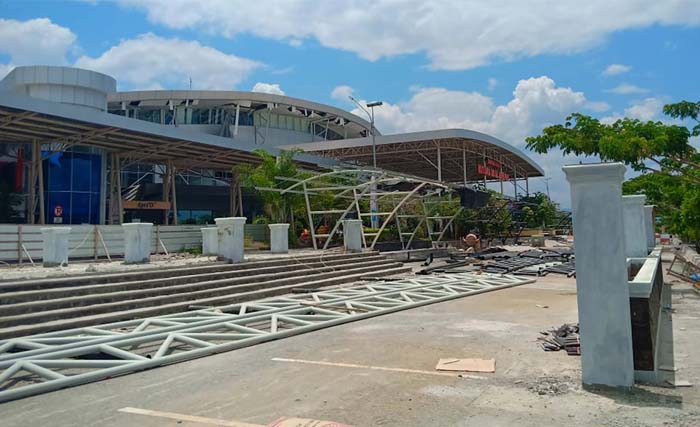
[{"xmin": 0, "ymin": 224, "xmax": 272, "ymax": 263}]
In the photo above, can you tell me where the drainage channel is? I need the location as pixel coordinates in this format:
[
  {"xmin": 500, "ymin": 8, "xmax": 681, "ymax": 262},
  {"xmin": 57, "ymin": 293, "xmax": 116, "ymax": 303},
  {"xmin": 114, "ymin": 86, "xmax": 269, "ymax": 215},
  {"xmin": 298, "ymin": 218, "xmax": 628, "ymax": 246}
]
[{"xmin": 0, "ymin": 272, "xmax": 533, "ymax": 403}]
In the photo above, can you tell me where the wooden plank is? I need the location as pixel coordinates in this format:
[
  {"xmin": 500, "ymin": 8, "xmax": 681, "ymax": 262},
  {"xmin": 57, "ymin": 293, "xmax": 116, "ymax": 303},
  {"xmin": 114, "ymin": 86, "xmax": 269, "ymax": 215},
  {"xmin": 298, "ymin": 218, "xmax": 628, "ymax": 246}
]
[{"xmin": 435, "ymin": 358, "xmax": 495, "ymax": 373}]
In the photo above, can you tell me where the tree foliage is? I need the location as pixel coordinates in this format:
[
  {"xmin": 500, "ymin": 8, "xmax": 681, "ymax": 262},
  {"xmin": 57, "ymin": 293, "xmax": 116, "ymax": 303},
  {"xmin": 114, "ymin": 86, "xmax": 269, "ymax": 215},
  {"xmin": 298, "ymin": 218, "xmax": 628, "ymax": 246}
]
[
  {"xmin": 234, "ymin": 149, "xmax": 305, "ymax": 224},
  {"xmin": 526, "ymin": 100, "xmax": 700, "ymax": 248}
]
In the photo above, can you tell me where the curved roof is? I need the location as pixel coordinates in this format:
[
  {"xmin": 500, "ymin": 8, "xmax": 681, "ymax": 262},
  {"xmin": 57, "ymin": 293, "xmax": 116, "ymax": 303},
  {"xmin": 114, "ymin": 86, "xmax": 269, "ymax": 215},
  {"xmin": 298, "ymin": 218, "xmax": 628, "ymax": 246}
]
[
  {"xmin": 108, "ymin": 90, "xmax": 372, "ymax": 139},
  {"xmin": 280, "ymin": 128, "xmax": 544, "ymax": 182}
]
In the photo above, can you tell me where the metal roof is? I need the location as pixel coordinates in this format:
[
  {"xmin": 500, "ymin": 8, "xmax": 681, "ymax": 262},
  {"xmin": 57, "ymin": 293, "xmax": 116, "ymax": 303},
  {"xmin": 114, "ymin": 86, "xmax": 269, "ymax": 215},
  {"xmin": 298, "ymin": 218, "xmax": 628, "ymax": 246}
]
[
  {"xmin": 108, "ymin": 90, "xmax": 373, "ymax": 139},
  {"xmin": 0, "ymin": 93, "xmax": 334, "ymax": 171},
  {"xmin": 279, "ymin": 128, "xmax": 545, "ymax": 183}
]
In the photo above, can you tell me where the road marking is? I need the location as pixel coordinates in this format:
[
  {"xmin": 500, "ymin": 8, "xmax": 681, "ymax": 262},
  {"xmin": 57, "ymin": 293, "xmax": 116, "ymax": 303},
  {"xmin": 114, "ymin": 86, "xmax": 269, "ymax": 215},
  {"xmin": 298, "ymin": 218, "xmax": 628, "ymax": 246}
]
[
  {"xmin": 271, "ymin": 357, "xmax": 486, "ymax": 380},
  {"xmin": 118, "ymin": 407, "xmax": 265, "ymax": 427}
]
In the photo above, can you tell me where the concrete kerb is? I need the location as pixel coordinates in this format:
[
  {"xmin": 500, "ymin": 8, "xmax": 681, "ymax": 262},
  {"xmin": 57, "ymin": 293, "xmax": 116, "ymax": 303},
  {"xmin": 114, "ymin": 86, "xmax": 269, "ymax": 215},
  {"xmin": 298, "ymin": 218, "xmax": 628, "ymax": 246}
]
[
  {"xmin": 343, "ymin": 220, "xmax": 363, "ymax": 252},
  {"xmin": 40, "ymin": 227, "xmax": 71, "ymax": 267},
  {"xmin": 201, "ymin": 227, "xmax": 219, "ymax": 256},
  {"xmin": 122, "ymin": 223, "xmax": 153, "ymax": 264},
  {"xmin": 268, "ymin": 224, "xmax": 290, "ymax": 254},
  {"xmin": 215, "ymin": 217, "xmax": 246, "ymax": 263}
]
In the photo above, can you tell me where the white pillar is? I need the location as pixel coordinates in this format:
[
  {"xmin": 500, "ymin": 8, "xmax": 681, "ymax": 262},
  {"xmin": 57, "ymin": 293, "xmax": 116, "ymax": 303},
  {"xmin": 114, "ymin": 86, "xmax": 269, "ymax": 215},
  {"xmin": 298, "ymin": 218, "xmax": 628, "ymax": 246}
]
[
  {"xmin": 644, "ymin": 205, "xmax": 655, "ymax": 249},
  {"xmin": 122, "ymin": 223, "xmax": 153, "ymax": 263},
  {"xmin": 269, "ymin": 223, "xmax": 290, "ymax": 254},
  {"xmin": 563, "ymin": 163, "xmax": 634, "ymax": 388},
  {"xmin": 622, "ymin": 195, "xmax": 648, "ymax": 257},
  {"xmin": 40, "ymin": 227, "xmax": 71, "ymax": 267},
  {"xmin": 201, "ymin": 227, "xmax": 219, "ymax": 255},
  {"xmin": 215, "ymin": 217, "xmax": 246, "ymax": 263},
  {"xmin": 343, "ymin": 219, "xmax": 363, "ymax": 252}
]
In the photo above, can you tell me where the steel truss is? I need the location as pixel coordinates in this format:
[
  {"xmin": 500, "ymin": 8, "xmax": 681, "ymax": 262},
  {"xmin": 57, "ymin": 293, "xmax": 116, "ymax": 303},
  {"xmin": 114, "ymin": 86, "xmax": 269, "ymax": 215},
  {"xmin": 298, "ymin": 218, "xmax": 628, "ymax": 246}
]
[
  {"xmin": 0, "ymin": 272, "xmax": 532, "ymax": 403},
  {"xmin": 259, "ymin": 169, "xmax": 464, "ymax": 250}
]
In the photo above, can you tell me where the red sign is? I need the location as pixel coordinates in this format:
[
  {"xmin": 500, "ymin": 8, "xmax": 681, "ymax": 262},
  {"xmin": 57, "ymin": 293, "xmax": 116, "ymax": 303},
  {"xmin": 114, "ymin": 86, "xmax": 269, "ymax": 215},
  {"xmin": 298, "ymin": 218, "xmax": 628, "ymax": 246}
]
[
  {"xmin": 478, "ymin": 163, "xmax": 511, "ymax": 181},
  {"xmin": 54, "ymin": 204, "xmax": 63, "ymax": 217}
]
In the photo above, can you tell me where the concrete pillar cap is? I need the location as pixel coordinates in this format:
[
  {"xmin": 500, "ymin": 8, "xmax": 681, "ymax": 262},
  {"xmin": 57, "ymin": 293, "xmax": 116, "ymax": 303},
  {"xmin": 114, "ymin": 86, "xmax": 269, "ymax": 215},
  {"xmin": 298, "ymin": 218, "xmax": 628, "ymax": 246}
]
[
  {"xmin": 268, "ymin": 223, "xmax": 290, "ymax": 229},
  {"xmin": 562, "ymin": 162, "xmax": 626, "ymax": 183},
  {"xmin": 622, "ymin": 195, "xmax": 646, "ymax": 205},
  {"xmin": 122, "ymin": 222, "xmax": 153, "ymax": 228},
  {"xmin": 40, "ymin": 227, "xmax": 71, "ymax": 234},
  {"xmin": 215, "ymin": 217, "xmax": 247, "ymax": 225}
]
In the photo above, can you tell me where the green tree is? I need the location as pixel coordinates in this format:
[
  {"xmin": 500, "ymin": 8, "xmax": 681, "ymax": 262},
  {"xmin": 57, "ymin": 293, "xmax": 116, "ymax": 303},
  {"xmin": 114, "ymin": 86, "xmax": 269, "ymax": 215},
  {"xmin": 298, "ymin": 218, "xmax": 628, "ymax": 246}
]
[
  {"xmin": 234, "ymin": 149, "xmax": 305, "ymax": 224},
  {"xmin": 526, "ymin": 101, "xmax": 700, "ymax": 248}
]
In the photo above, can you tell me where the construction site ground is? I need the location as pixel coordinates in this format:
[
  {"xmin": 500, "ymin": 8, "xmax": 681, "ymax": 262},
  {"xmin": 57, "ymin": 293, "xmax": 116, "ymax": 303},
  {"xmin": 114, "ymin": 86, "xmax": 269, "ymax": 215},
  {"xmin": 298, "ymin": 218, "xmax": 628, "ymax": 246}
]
[{"xmin": 2, "ymin": 263, "xmax": 699, "ymax": 427}]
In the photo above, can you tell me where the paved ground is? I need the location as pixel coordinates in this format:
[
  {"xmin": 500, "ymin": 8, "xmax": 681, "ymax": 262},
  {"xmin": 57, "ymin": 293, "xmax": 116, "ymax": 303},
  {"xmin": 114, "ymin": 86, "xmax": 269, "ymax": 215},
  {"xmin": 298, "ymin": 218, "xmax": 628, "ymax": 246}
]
[{"xmin": 2, "ymin": 273, "xmax": 699, "ymax": 426}]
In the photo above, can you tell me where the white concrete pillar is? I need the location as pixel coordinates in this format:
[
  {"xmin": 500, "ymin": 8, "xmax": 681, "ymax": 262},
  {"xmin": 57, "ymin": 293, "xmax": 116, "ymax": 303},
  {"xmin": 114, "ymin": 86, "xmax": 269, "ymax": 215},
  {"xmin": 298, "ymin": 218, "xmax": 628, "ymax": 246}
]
[
  {"xmin": 644, "ymin": 205, "xmax": 655, "ymax": 249},
  {"xmin": 40, "ymin": 227, "xmax": 71, "ymax": 267},
  {"xmin": 342, "ymin": 220, "xmax": 363, "ymax": 252},
  {"xmin": 268, "ymin": 223, "xmax": 289, "ymax": 254},
  {"xmin": 215, "ymin": 217, "xmax": 246, "ymax": 262},
  {"xmin": 563, "ymin": 163, "xmax": 634, "ymax": 388},
  {"xmin": 201, "ymin": 227, "xmax": 219, "ymax": 255},
  {"xmin": 122, "ymin": 222, "xmax": 153, "ymax": 264},
  {"xmin": 622, "ymin": 195, "xmax": 648, "ymax": 257}
]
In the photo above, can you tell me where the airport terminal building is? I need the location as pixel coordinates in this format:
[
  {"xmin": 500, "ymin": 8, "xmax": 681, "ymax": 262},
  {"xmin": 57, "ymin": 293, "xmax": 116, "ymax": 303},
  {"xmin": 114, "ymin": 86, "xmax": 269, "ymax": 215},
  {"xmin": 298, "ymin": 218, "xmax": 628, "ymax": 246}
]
[{"xmin": 0, "ymin": 66, "xmax": 543, "ymax": 225}]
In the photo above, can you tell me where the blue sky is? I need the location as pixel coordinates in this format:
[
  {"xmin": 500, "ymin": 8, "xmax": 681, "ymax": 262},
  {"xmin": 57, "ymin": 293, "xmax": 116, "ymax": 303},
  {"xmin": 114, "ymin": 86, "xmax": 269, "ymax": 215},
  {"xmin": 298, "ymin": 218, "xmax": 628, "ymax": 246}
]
[{"xmin": 1, "ymin": 0, "xmax": 699, "ymax": 206}]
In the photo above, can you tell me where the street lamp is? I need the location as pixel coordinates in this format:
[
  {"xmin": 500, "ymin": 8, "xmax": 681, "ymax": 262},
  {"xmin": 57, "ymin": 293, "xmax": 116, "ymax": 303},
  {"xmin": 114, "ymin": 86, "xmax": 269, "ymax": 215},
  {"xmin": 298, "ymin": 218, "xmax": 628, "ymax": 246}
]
[
  {"xmin": 348, "ymin": 96, "xmax": 383, "ymax": 228},
  {"xmin": 348, "ymin": 96, "xmax": 382, "ymax": 168}
]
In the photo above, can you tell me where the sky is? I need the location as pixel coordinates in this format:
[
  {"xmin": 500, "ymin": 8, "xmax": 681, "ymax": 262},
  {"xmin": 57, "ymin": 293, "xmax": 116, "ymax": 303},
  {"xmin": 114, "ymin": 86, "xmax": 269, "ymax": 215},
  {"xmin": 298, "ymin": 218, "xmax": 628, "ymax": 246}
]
[{"xmin": 1, "ymin": 0, "xmax": 699, "ymax": 207}]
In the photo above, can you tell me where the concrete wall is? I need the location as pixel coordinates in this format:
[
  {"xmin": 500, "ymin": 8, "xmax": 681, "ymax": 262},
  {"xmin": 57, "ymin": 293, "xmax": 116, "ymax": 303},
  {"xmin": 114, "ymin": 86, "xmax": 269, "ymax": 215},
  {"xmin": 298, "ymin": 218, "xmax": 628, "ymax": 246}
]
[{"xmin": 0, "ymin": 66, "xmax": 116, "ymax": 111}]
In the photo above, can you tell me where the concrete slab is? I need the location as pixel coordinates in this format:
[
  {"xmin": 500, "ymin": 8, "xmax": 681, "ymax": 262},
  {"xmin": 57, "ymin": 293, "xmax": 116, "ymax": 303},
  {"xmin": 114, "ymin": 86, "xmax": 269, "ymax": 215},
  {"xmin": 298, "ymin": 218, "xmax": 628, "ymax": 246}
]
[{"xmin": 2, "ymin": 275, "xmax": 698, "ymax": 426}]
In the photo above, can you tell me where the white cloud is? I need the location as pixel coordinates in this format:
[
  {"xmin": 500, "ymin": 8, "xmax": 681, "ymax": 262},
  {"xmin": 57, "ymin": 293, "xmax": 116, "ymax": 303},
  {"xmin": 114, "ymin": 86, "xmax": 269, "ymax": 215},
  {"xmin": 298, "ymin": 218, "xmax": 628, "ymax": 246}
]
[
  {"xmin": 118, "ymin": 0, "xmax": 700, "ymax": 70},
  {"xmin": 331, "ymin": 85, "xmax": 355, "ymax": 102},
  {"xmin": 602, "ymin": 63, "xmax": 631, "ymax": 76},
  {"xmin": 0, "ymin": 18, "xmax": 76, "ymax": 65},
  {"xmin": 601, "ymin": 97, "xmax": 665, "ymax": 124},
  {"xmin": 251, "ymin": 82, "xmax": 285, "ymax": 95},
  {"xmin": 584, "ymin": 101, "xmax": 611, "ymax": 112},
  {"xmin": 606, "ymin": 83, "xmax": 649, "ymax": 95},
  {"xmin": 487, "ymin": 78, "xmax": 498, "ymax": 91},
  {"xmin": 75, "ymin": 33, "xmax": 262, "ymax": 90},
  {"xmin": 342, "ymin": 76, "xmax": 617, "ymax": 207}
]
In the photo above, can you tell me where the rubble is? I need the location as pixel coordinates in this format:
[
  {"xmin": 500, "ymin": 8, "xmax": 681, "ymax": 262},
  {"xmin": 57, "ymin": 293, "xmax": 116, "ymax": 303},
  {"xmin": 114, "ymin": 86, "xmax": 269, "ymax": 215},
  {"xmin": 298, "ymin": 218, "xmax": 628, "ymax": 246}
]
[{"xmin": 538, "ymin": 323, "xmax": 581, "ymax": 355}]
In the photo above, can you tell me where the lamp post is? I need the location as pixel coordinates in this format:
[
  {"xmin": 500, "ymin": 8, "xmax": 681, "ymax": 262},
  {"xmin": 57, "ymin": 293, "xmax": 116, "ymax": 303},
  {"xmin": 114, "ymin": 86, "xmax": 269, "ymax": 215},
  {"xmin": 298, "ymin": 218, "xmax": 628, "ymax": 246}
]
[{"xmin": 348, "ymin": 96, "xmax": 383, "ymax": 228}]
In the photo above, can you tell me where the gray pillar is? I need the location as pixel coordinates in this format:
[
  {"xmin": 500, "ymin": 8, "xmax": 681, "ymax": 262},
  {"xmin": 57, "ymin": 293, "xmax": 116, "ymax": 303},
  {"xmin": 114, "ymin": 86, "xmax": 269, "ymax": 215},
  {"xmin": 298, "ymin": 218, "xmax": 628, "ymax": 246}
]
[
  {"xmin": 563, "ymin": 163, "xmax": 634, "ymax": 388},
  {"xmin": 215, "ymin": 217, "xmax": 246, "ymax": 263},
  {"xmin": 644, "ymin": 205, "xmax": 655, "ymax": 249},
  {"xmin": 122, "ymin": 222, "xmax": 153, "ymax": 264},
  {"xmin": 622, "ymin": 195, "xmax": 648, "ymax": 257},
  {"xmin": 269, "ymin": 223, "xmax": 290, "ymax": 254},
  {"xmin": 343, "ymin": 220, "xmax": 363, "ymax": 253},
  {"xmin": 201, "ymin": 227, "xmax": 219, "ymax": 255},
  {"xmin": 40, "ymin": 227, "xmax": 71, "ymax": 267}
]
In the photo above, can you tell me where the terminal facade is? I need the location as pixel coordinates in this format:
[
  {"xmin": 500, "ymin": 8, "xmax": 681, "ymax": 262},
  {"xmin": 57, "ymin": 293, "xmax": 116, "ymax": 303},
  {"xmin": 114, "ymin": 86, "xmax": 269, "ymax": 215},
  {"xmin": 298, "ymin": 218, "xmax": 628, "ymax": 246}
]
[{"xmin": 0, "ymin": 66, "xmax": 543, "ymax": 225}]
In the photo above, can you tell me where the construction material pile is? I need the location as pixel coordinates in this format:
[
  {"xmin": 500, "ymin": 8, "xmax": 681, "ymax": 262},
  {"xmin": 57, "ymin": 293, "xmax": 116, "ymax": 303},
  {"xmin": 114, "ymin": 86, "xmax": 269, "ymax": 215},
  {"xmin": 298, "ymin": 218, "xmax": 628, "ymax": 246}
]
[
  {"xmin": 538, "ymin": 323, "xmax": 581, "ymax": 355},
  {"xmin": 419, "ymin": 246, "xmax": 575, "ymax": 277}
]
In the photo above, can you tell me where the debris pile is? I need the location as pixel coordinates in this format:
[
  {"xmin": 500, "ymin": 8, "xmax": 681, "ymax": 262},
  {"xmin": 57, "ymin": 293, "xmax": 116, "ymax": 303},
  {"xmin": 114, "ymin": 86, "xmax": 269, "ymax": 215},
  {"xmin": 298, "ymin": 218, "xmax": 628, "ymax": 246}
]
[
  {"xmin": 526, "ymin": 375, "xmax": 578, "ymax": 395},
  {"xmin": 419, "ymin": 246, "xmax": 575, "ymax": 277},
  {"xmin": 538, "ymin": 323, "xmax": 580, "ymax": 355}
]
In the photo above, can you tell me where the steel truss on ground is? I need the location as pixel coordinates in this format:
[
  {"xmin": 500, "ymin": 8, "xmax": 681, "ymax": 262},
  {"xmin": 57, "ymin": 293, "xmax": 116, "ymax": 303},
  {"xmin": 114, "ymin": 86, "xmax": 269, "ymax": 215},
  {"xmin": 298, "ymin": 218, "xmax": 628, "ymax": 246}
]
[
  {"xmin": 0, "ymin": 272, "xmax": 532, "ymax": 403},
  {"xmin": 259, "ymin": 169, "xmax": 464, "ymax": 250}
]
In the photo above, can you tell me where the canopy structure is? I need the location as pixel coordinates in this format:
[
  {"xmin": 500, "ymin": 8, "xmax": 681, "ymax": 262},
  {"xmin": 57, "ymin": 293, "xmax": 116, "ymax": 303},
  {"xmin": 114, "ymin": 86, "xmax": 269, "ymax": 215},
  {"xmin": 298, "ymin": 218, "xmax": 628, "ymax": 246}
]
[
  {"xmin": 258, "ymin": 169, "xmax": 463, "ymax": 250},
  {"xmin": 280, "ymin": 128, "xmax": 544, "ymax": 195},
  {"xmin": 0, "ymin": 93, "xmax": 331, "ymax": 171}
]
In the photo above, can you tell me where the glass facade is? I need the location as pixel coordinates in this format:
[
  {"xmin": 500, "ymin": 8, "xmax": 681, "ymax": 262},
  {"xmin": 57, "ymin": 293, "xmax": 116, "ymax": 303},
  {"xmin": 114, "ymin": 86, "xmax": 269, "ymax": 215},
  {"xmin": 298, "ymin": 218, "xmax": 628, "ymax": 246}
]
[
  {"xmin": 43, "ymin": 148, "xmax": 102, "ymax": 224},
  {"xmin": 106, "ymin": 106, "xmax": 344, "ymax": 137}
]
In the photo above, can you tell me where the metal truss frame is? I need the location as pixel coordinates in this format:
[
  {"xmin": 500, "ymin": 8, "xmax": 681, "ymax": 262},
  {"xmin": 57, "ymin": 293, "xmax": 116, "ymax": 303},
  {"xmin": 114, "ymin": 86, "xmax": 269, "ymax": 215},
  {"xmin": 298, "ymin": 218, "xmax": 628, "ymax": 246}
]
[
  {"xmin": 0, "ymin": 272, "xmax": 533, "ymax": 403},
  {"xmin": 259, "ymin": 168, "xmax": 463, "ymax": 250}
]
